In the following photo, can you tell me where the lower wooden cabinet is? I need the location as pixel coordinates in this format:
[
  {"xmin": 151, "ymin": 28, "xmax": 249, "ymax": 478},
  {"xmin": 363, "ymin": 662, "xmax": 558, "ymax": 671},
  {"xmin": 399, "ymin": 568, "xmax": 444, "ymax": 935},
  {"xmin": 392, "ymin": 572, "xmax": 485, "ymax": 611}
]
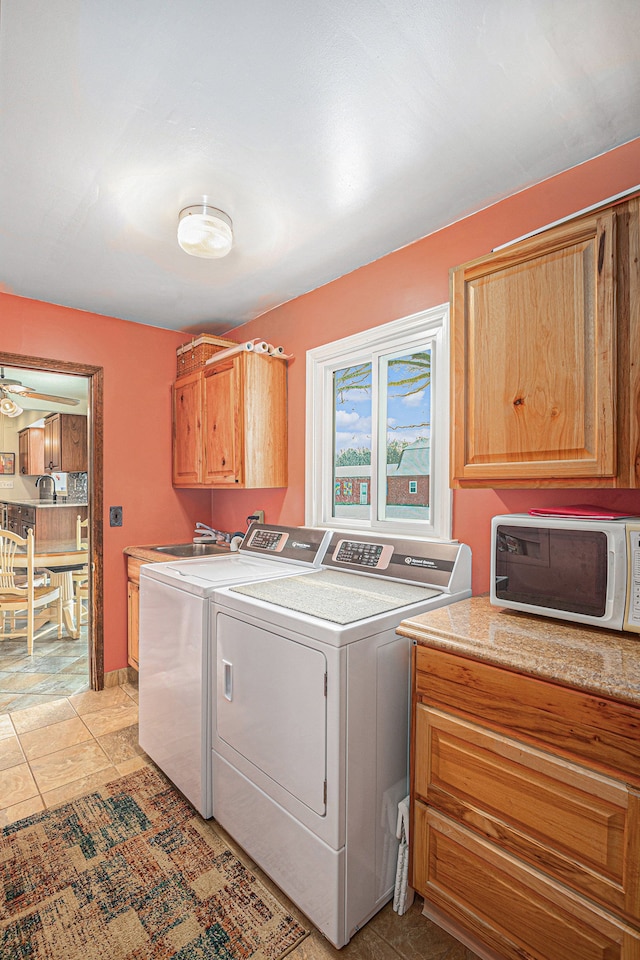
[
  {"xmin": 126, "ymin": 557, "xmax": 146, "ymax": 670},
  {"xmin": 411, "ymin": 646, "xmax": 640, "ymax": 960},
  {"xmin": 415, "ymin": 804, "xmax": 640, "ymax": 960}
]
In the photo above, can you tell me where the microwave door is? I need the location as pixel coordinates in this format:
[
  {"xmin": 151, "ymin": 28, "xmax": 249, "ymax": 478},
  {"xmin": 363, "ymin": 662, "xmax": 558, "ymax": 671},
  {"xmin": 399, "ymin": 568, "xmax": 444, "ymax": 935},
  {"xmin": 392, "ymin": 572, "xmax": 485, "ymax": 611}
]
[{"xmin": 495, "ymin": 525, "xmax": 608, "ymax": 618}]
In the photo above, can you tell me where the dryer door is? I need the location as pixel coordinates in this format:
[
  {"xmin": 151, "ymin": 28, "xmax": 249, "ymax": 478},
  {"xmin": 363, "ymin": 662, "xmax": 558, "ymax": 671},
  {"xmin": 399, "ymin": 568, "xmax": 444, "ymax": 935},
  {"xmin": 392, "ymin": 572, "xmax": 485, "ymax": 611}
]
[{"xmin": 216, "ymin": 612, "xmax": 327, "ymax": 815}]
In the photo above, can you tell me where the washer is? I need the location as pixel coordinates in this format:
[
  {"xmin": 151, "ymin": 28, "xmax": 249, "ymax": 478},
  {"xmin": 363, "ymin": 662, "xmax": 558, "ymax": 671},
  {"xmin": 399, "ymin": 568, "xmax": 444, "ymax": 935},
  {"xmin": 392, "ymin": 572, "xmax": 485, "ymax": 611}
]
[
  {"xmin": 210, "ymin": 532, "xmax": 472, "ymax": 947},
  {"xmin": 138, "ymin": 524, "xmax": 330, "ymax": 818}
]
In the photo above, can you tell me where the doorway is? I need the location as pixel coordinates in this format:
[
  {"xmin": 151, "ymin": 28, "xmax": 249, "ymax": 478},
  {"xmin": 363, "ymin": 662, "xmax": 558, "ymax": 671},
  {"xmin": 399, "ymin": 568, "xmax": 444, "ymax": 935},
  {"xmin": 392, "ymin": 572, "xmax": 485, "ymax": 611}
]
[{"xmin": 0, "ymin": 351, "xmax": 103, "ymax": 711}]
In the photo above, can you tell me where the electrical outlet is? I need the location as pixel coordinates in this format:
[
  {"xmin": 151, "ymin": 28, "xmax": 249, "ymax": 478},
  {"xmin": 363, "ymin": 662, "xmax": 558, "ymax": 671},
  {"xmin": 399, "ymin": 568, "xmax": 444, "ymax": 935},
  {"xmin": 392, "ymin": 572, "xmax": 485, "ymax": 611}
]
[
  {"xmin": 253, "ymin": 509, "xmax": 265, "ymax": 524},
  {"xmin": 0, "ymin": 480, "xmax": 13, "ymax": 488},
  {"xmin": 109, "ymin": 505, "xmax": 123, "ymax": 527}
]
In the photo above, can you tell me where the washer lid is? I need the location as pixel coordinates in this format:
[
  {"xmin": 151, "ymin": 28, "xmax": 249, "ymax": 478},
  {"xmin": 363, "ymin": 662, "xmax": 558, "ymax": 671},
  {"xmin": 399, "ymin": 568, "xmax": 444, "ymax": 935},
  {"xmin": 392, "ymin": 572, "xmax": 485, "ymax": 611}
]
[
  {"xmin": 230, "ymin": 569, "xmax": 441, "ymax": 624},
  {"xmin": 140, "ymin": 554, "xmax": 308, "ymax": 596}
]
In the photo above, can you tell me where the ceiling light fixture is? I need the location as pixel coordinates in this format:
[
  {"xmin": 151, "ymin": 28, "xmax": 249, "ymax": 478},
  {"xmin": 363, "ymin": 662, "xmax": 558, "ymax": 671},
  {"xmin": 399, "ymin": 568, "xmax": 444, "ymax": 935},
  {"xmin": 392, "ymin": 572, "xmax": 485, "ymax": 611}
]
[
  {"xmin": 177, "ymin": 203, "xmax": 233, "ymax": 259},
  {"xmin": 0, "ymin": 397, "xmax": 23, "ymax": 417}
]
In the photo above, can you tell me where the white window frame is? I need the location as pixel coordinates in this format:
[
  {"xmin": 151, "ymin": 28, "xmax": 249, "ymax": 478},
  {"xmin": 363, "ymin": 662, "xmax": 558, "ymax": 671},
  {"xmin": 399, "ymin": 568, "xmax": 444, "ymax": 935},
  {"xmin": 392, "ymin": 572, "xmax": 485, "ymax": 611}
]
[{"xmin": 305, "ymin": 304, "xmax": 452, "ymax": 541}]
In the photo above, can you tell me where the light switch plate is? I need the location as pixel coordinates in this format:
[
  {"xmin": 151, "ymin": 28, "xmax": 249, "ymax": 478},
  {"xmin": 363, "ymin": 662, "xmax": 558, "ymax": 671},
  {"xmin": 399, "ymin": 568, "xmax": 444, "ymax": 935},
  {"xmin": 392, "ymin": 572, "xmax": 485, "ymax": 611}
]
[{"xmin": 0, "ymin": 480, "xmax": 14, "ymax": 488}]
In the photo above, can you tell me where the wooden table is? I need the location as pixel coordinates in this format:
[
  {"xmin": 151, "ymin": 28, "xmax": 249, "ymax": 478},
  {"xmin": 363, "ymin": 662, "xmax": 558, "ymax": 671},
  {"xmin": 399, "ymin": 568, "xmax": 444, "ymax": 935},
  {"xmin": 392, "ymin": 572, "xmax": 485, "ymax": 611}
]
[{"xmin": 15, "ymin": 541, "xmax": 88, "ymax": 640}]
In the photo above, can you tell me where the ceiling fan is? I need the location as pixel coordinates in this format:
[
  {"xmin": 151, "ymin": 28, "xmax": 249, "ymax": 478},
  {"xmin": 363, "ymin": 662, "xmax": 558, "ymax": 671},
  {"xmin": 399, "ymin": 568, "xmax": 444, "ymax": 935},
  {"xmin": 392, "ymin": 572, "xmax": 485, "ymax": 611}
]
[{"xmin": 0, "ymin": 369, "xmax": 80, "ymax": 416}]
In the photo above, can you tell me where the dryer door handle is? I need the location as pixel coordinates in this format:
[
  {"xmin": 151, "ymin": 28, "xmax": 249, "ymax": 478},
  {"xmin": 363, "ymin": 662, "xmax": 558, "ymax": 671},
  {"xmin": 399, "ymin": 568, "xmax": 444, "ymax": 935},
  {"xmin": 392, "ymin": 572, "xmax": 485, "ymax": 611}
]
[{"xmin": 223, "ymin": 659, "xmax": 233, "ymax": 701}]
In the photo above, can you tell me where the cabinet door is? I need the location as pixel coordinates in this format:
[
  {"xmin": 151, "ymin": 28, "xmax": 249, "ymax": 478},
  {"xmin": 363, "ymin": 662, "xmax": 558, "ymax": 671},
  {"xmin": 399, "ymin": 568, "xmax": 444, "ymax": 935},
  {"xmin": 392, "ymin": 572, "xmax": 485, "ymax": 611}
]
[
  {"xmin": 415, "ymin": 804, "xmax": 640, "ymax": 960},
  {"xmin": 415, "ymin": 705, "xmax": 640, "ymax": 919},
  {"xmin": 127, "ymin": 579, "xmax": 139, "ymax": 670},
  {"xmin": 203, "ymin": 359, "xmax": 242, "ymax": 485},
  {"xmin": 172, "ymin": 372, "xmax": 203, "ymax": 485},
  {"xmin": 450, "ymin": 209, "xmax": 615, "ymax": 484},
  {"xmin": 19, "ymin": 427, "xmax": 45, "ymax": 475},
  {"xmin": 44, "ymin": 415, "xmax": 61, "ymax": 470}
]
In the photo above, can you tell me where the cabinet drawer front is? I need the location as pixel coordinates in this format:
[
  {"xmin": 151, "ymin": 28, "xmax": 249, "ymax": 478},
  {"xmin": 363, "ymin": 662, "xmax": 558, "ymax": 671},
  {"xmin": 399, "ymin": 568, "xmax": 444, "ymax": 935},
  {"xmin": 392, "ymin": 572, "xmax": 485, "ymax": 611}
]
[
  {"xmin": 415, "ymin": 646, "xmax": 640, "ymax": 786},
  {"xmin": 414, "ymin": 804, "xmax": 640, "ymax": 960},
  {"xmin": 416, "ymin": 706, "xmax": 640, "ymax": 917}
]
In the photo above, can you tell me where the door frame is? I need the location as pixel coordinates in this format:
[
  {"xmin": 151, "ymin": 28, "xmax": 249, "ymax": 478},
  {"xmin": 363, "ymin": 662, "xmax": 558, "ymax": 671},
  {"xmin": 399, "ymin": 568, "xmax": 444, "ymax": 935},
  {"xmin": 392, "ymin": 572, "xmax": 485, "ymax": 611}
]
[{"xmin": 0, "ymin": 351, "xmax": 104, "ymax": 689}]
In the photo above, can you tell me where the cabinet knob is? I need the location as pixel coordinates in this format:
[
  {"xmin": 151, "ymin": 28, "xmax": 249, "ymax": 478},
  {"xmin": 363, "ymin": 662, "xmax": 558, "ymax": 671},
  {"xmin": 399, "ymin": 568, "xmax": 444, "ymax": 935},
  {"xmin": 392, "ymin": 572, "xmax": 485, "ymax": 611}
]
[{"xmin": 221, "ymin": 458, "xmax": 226, "ymax": 466}]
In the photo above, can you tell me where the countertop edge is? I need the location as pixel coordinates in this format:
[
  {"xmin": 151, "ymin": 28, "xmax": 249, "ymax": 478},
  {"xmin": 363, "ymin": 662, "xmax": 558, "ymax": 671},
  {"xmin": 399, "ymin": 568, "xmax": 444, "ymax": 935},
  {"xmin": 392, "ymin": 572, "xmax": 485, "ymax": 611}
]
[{"xmin": 398, "ymin": 599, "xmax": 640, "ymax": 709}]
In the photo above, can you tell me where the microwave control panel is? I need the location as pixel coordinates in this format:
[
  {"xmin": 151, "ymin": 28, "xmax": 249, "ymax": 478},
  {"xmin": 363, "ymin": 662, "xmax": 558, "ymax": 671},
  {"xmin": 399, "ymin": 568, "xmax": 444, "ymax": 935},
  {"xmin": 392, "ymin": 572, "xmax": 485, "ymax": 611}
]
[{"xmin": 624, "ymin": 523, "xmax": 640, "ymax": 632}]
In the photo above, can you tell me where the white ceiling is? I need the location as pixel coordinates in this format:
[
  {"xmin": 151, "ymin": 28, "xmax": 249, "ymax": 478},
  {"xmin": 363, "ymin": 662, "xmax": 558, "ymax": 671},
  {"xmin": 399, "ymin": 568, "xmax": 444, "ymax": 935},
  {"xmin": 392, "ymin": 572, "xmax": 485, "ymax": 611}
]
[{"xmin": 1, "ymin": 0, "xmax": 639, "ymax": 335}]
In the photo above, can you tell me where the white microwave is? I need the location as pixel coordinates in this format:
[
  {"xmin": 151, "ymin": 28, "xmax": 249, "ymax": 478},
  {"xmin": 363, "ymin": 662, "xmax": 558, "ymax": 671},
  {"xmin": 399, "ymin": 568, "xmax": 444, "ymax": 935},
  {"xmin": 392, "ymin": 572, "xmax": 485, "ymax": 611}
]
[{"xmin": 490, "ymin": 513, "xmax": 640, "ymax": 633}]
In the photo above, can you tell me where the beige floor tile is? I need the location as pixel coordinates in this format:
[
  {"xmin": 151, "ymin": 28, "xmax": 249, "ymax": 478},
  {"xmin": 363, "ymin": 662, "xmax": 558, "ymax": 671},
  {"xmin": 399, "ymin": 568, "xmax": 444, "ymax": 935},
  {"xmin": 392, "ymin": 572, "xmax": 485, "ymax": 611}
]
[
  {"xmin": 19, "ymin": 715, "xmax": 93, "ymax": 761},
  {"xmin": 0, "ymin": 794, "xmax": 45, "ymax": 826},
  {"xmin": 121, "ymin": 681, "xmax": 139, "ymax": 703},
  {"xmin": 0, "ymin": 761, "xmax": 39, "ymax": 808},
  {"xmin": 115, "ymin": 754, "xmax": 150, "ymax": 777},
  {"xmin": 69, "ymin": 685, "xmax": 133, "ymax": 716},
  {"xmin": 0, "ymin": 713, "xmax": 15, "ymax": 742},
  {"xmin": 97, "ymin": 722, "xmax": 144, "ymax": 764},
  {"xmin": 289, "ymin": 927, "xmax": 399, "ymax": 959},
  {"xmin": 29, "ymin": 739, "xmax": 112, "ymax": 794},
  {"xmin": 41, "ymin": 765, "xmax": 122, "ymax": 808},
  {"xmin": 10, "ymin": 697, "xmax": 76, "ymax": 734},
  {"xmin": 367, "ymin": 899, "xmax": 462, "ymax": 960},
  {"xmin": 0, "ymin": 734, "xmax": 25, "ymax": 771},
  {"xmin": 81, "ymin": 703, "xmax": 139, "ymax": 737}
]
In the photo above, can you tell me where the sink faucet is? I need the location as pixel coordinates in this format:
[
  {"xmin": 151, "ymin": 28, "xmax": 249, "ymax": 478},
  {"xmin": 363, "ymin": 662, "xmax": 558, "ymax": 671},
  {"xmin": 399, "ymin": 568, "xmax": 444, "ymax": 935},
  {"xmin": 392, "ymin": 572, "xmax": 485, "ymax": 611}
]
[{"xmin": 35, "ymin": 475, "xmax": 56, "ymax": 502}]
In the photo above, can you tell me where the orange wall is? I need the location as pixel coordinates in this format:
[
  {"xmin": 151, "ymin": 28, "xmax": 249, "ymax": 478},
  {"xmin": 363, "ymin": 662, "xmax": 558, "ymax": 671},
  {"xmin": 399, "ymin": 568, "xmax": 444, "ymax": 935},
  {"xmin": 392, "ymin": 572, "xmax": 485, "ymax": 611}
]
[
  {"xmin": 210, "ymin": 137, "xmax": 640, "ymax": 594},
  {"xmin": 3, "ymin": 138, "xmax": 640, "ymax": 672},
  {"xmin": 0, "ymin": 294, "xmax": 210, "ymax": 672}
]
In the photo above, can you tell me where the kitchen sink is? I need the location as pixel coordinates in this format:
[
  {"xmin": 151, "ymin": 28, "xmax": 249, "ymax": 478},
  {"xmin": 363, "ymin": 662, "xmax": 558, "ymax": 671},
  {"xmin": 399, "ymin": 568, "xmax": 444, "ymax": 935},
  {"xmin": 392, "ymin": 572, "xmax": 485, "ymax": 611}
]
[{"xmin": 152, "ymin": 542, "xmax": 231, "ymax": 557}]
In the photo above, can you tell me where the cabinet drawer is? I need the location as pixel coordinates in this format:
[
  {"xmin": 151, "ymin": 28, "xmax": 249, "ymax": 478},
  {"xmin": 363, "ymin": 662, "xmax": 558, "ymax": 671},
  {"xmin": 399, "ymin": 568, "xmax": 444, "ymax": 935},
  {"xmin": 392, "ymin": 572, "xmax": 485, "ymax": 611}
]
[
  {"xmin": 415, "ymin": 646, "xmax": 640, "ymax": 786},
  {"xmin": 415, "ymin": 705, "xmax": 640, "ymax": 918},
  {"xmin": 414, "ymin": 803, "xmax": 640, "ymax": 960}
]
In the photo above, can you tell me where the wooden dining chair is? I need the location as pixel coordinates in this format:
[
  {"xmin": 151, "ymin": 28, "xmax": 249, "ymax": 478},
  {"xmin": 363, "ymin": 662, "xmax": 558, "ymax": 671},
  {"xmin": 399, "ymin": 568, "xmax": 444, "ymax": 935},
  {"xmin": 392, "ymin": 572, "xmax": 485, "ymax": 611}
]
[
  {"xmin": 0, "ymin": 529, "xmax": 63, "ymax": 655},
  {"xmin": 73, "ymin": 515, "xmax": 89, "ymax": 629}
]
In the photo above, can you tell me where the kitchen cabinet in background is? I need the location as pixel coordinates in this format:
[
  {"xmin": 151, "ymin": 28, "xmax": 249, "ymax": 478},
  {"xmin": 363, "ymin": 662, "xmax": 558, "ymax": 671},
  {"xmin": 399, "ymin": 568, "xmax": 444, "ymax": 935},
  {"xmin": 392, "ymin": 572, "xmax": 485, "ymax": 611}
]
[
  {"xmin": 408, "ymin": 638, "xmax": 640, "ymax": 960},
  {"xmin": 18, "ymin": 426, "xmax": 44, "ymax": 475},
  {"xmin": 44, "ymin": 413, "xmax": 87, "ymax": 473},
  {"xmin": 172, "ymin": 351, "xmax": 287, "ymax": 488},
  {"xmin": 450, "ymin": 197, "xmax": 640, "ymax": 487},
  {"xmin": 4, "ymin": 502, "xmax": 87, "ymax": 545}
]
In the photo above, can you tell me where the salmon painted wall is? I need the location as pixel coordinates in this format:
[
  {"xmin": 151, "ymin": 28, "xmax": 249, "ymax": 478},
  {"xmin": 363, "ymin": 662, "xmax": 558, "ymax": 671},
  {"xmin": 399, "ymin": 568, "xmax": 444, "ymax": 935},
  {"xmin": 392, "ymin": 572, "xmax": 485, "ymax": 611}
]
[
  {"xmin": 210, "ymin": 137, "xmax": 640, "ymax": 594},
  {"xmin": 0, "ymin": 294, "xmax": 211, "ymax": 673}
]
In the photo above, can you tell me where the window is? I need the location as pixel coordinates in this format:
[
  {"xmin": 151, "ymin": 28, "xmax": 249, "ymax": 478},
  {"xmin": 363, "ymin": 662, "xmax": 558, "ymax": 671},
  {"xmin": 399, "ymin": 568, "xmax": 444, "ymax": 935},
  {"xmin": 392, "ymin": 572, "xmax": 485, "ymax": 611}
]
[{"xmin": 306, "ymin": 304, "xmax": 451, "ymax": 540}]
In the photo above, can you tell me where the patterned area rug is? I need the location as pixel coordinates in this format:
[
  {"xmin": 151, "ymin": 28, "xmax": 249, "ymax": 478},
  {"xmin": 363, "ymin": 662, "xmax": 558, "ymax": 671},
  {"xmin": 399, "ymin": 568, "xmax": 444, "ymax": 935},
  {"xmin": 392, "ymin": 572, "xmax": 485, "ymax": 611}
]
[{"xmin": 0, "ymin": 766, "xmax": 308, "ymax": 959}]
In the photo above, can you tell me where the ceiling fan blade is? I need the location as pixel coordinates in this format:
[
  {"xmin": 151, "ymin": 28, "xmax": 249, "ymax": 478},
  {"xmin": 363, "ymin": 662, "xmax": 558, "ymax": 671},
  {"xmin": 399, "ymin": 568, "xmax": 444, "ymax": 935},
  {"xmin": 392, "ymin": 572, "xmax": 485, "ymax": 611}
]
[{"xmin": 18, "ymin": 390, "xmax": 80, "ymax": 406}]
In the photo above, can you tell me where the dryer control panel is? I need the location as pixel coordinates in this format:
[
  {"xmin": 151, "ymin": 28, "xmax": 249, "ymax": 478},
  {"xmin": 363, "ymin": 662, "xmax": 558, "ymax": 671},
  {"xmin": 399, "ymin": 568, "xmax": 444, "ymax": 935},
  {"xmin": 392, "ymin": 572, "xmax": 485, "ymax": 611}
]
[{"xmin": 323, "ymin": 531, "xmax": 471, "ymax": 591}]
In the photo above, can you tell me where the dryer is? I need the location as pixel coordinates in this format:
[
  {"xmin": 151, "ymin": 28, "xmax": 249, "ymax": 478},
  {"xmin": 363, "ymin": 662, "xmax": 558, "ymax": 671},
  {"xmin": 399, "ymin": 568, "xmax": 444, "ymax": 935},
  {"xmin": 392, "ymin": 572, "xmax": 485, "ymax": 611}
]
[{"xmin": 211, "ymin": 532, "xmax": 472, "ymax": 947}]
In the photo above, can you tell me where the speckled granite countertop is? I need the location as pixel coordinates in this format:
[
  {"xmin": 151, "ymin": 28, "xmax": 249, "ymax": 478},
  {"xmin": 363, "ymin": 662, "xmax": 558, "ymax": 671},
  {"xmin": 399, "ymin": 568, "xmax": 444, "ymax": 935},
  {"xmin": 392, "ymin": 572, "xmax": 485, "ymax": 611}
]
[{"xmin": 397, "ymin": 595, "xmax": 640, "ymax": 708}]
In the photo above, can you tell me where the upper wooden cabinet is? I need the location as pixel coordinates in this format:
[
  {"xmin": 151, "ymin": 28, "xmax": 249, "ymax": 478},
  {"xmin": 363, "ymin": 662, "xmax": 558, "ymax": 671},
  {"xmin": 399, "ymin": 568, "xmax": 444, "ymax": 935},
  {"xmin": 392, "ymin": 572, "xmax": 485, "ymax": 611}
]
[
  {"xmin": 43, "ymin": 413, "xmax": 87, "ymax": 473},
  {"xmin": 18, "ymin": 426, "xmax": 44, "ymax": 475},
  {"xmin": 172, "ymin": 351, "xmax": 287, "ymax": 489},
  {"xmin": 450, "ymin": 198, "xmax": 640, "ymax": 487}
]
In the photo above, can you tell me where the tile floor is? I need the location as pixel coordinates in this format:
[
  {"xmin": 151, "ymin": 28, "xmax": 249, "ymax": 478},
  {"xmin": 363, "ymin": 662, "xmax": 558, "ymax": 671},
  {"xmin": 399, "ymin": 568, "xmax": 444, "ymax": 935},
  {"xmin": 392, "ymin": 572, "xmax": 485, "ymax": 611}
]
[
  {"xmin": 0, "ymin": 623, "xmax": 90, "ymax": 714},
  {"xmin": 0, "ymin": 680, "xmax": 479, "ymax": 960}
]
